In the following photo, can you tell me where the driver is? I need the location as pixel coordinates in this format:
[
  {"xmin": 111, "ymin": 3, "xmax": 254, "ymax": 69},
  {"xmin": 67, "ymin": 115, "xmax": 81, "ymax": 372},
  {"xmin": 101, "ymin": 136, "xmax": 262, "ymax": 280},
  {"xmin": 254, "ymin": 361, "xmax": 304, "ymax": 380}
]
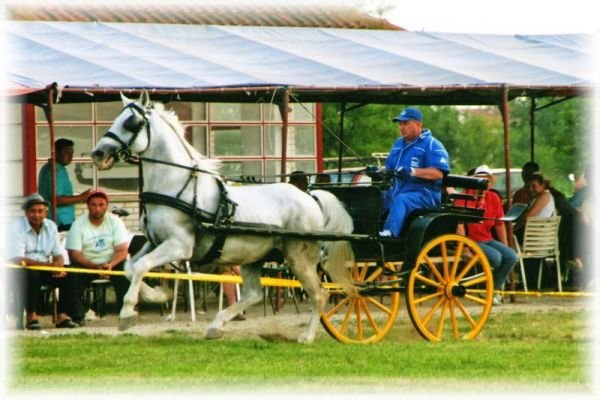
[{"xmin": 379, "ymin": 107, "xmax": 450, "ymax": 237}]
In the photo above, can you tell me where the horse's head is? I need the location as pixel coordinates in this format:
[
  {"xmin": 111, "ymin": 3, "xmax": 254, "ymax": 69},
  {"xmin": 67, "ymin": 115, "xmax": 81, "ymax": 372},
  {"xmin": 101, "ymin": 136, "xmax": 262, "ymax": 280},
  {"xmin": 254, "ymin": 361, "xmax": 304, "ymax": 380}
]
[{"xmin": 91, "ymin": 91, "xmax": 152, "ymax": 170}]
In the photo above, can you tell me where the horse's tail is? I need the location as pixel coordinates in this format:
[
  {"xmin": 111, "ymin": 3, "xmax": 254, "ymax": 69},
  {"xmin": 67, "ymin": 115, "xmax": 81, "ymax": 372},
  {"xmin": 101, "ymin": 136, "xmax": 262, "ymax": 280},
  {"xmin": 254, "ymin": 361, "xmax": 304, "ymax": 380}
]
[{"xmin": 310, "ymin": 190, "xmax": 356, "ymax": 294}]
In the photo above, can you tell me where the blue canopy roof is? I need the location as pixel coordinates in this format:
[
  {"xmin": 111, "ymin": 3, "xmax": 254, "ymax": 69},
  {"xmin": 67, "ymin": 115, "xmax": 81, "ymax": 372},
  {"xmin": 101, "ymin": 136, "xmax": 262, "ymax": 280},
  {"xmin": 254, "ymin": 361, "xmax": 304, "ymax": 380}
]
[{"xmin": 5, "ymin": 21, "xmax": 594, "ymax": 104}]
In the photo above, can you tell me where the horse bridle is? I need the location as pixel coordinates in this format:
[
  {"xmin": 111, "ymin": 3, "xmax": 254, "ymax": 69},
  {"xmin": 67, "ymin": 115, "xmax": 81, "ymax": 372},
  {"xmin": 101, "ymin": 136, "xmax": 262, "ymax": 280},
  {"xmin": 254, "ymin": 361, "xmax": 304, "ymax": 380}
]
[{"xmin": 103, "ymin": 102, "xmax": 151, "ymax": 162}]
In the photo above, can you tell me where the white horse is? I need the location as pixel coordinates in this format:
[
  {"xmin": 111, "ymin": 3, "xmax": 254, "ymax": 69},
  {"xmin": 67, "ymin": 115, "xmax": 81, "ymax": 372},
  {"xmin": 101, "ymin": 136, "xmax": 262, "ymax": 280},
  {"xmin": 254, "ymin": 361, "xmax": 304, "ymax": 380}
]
[{"xmin": 91, "ymin": 91, "xmax": 355, "ymax": 343}]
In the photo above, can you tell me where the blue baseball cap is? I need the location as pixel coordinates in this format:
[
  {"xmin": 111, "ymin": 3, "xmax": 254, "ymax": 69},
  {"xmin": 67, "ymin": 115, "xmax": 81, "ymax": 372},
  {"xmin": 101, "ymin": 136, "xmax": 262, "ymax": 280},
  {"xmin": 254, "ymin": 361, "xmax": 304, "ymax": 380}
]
[{"xmin": 392, "ymin": 107, "xmax": 423, "ymax": 123}]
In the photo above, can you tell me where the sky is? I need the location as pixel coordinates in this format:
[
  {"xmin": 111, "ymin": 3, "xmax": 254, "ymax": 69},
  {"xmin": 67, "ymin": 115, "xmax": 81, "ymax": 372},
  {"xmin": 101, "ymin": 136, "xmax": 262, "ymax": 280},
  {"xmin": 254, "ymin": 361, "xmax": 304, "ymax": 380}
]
[{"xmin": 355, "ymin": 0, "xmax": 600, "ymax": 34}]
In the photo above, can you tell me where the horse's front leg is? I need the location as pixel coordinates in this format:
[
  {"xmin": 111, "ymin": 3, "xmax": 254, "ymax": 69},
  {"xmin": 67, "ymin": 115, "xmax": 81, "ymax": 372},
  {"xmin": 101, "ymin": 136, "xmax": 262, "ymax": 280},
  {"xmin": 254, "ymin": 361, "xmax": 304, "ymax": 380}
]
[
  {"xmin": 119, "ymin": 239, "xmax": 192, "ymax": 331},
  {"xmin": 125, "ymin": 241, "xmax": 173, "ymax": 304}
]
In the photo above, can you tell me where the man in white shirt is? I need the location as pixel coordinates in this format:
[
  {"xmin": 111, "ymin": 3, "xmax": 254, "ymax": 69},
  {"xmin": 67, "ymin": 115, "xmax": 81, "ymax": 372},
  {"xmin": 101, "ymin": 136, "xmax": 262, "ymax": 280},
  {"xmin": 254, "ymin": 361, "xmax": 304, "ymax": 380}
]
[
  {"xmin": 66, "ymin": 190, "xmax": 130, "ymax": 325},
  {"xmin": 7, "ymin": 193, "xmax": 78, "ymax": 329}
]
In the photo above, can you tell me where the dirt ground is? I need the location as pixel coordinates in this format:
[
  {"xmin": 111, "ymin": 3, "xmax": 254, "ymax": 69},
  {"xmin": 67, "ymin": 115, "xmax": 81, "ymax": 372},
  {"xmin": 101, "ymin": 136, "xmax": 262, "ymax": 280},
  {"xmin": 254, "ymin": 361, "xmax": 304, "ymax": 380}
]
[{"xmin": 7, "ymin": 289, "xmax": 593, "ymax": 341}]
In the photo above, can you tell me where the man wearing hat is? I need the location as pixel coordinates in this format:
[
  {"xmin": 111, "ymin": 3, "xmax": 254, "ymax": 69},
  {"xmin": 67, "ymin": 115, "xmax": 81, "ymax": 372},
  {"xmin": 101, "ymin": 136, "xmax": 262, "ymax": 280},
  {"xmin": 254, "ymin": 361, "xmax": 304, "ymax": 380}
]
[
  {"xmin": 380, "ymin": 107, "xmax": 450, "ymax": 237},
  {"xmin": 66, "ymin": 190, "xmax": 131, "ymax": 324},
  {"xmin": 38, "ymin": 138, "xmax": 92, "ymax": 231},
  {"xmin": 6, "ymin": 193, "xmax": 79, "ymax": 329},
  {"xmin": 457, "ymin": 165, "xmax": 518, "ymax": 305}
]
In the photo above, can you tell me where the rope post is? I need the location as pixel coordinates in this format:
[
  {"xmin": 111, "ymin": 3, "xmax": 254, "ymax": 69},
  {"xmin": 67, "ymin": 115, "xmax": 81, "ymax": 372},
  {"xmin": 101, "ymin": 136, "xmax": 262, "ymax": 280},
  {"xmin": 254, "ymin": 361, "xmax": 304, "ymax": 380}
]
[
  {"xmin": 500, "ymin": 86, "xmax": 516, "ymax": 302},
  {"xmin": 278, "ymin": 89, "xmax": 290, "ymax": 182}
]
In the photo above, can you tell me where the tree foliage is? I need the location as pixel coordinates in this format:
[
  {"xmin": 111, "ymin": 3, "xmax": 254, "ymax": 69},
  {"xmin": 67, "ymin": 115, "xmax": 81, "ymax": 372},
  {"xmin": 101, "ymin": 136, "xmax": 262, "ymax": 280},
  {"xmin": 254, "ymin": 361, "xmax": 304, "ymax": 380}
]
[{"xmin": 321, "ymin": 97, "xmax": 588, "ymax": 194}]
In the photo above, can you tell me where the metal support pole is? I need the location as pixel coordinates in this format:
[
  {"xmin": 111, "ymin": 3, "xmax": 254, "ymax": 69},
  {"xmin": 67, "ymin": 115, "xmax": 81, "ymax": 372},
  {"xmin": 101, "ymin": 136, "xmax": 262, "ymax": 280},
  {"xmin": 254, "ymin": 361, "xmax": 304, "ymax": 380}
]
[
  {"xmin": 530, "ymin": 97, "xmax": 536, "ymax": 161},
  {"xmin": 278, "ymin": 89, "xmax": 290, "ymax": 182},
  {"xmin": 337, "ymin": 103, "xmax": 346, "ymax": 182},
  {"xmin": 500, "ymin": 86, "xmax": 516, "ymax": 300}
]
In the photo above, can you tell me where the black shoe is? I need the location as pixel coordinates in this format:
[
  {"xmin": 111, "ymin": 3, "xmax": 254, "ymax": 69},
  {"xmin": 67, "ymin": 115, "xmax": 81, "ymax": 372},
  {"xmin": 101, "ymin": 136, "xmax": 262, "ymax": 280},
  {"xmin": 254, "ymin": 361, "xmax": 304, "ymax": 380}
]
[
  {"xmin": 72, "ymin": 318, "xmax": 86, "ymax": 327},
  {"xmin": 26, "ymin": 320, "xmax": 42, "ymax": 330},
  {"xmin": 55, "ymin": 318, "xmax": 78, "ymax": 329}
]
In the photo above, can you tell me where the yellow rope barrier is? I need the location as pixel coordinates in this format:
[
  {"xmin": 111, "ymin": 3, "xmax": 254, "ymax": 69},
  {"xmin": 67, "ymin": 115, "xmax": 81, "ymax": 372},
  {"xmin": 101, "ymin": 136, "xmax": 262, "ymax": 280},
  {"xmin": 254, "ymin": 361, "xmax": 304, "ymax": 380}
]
[
  {"xmin": 3, "ymin": 263, "xmax": 594, "ymax": 297},
  {"xmin": 2, "ymin": 263, "xmax": 311, "ymax": 288}
]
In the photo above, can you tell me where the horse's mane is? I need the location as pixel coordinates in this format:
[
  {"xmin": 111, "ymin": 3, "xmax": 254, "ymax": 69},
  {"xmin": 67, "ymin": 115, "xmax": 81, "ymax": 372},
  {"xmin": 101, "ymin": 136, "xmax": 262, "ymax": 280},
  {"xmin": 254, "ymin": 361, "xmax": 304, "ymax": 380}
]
[{"xmin": 151, "ymin": 102, "xmax": 222, "ymax": 175}]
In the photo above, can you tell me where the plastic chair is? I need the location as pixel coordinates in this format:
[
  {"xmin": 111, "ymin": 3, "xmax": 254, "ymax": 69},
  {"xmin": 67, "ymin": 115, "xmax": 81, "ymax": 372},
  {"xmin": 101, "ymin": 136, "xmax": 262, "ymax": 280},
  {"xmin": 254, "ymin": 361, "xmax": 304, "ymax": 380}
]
[{"xmin": 513, "ymin": 216, "xmax": 562, "ymax": 292}]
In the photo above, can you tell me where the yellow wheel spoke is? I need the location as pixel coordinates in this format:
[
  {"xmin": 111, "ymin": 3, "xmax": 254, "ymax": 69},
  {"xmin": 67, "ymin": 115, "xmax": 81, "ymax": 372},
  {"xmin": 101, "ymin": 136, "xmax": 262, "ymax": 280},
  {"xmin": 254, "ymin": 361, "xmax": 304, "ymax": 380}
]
[
  {"xmin": 422, "ymin": 297, "xmax": 444, "ymax": 325},
  {"xmin": 339, "ymin": 299, "xmax": 356, "ymax": 335},
  {"xmin": 461, "ymin": 275, "xmax": 489, "ymax": 287},
  {"xmin": 464, "ymin": 294, "xmax": 487, "ymax": 305},
  {"xmin": 355, "ymin": 300, "xmax": 363, "ymax": 340},
  {"xmin": 325, "ymin": 296, "xmax": 352, "ymax": 318},
  {"xmin": 359, "ymin": 264, "xmax": 373, "ymax": 281},
  {"xmin": 423, "ymin": 256, "xmax": 445, "ymax": 284},
  {"xmin": 360, "ymin": 300, "xmax": 381, "ymax": 335},
  {"xmin": 441, "ymin": 241, "xmax": 449, "ymax": 280},
  {"xmin": 450, "ymin": 241, "xmax": 464, "ymax": 280},
  {"xmin": 456, "ymin": 254, "xmax": 480, "ymax": 281},
  {"xmin": 413, "ymin": 291, "xmax": 443, "ymax": 305},
  {"xmin": 449, "ymin": 300, "xmax": 459, "ymax": 338},
  {"xmin": 454, "ymin": 298, "xmax": 477, "ymax": 328},
  {"xmin": 435, "ymin": 300, "xmax": 448, "ymax": 339},
  {"xmin": 364, "ymin": 296, "xmax": 393, "ymax": 314},
  {"xmin": 364, "ymin": 267, "xmax": 383, "ymax": 283},
  {"xmin": 415, "ymin": 272, "xmax": 443, "ymax": 288}
]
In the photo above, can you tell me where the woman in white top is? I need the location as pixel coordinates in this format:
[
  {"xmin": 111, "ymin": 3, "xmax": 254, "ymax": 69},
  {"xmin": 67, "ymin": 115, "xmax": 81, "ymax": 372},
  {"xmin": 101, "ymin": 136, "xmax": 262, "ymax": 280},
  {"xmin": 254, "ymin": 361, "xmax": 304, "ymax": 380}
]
[{"xmin": 526, "ymin": 173, "xmax": 556, "ymax": 218}]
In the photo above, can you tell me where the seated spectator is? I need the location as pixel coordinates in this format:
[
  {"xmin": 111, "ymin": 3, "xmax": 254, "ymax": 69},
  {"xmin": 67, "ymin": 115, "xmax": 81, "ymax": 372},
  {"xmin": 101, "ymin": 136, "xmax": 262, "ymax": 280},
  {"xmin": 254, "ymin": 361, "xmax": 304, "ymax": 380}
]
[
  {"xmin": 512, "ymin": 161, "xmax": 540, "ymax": 241},
  {"xmin": 6, "ymin": 193, "xmax": 79, "ymax": 329},
  {"xmin": 525, "ymin": 173, "xmax": 556, "ymax": 218},
  {"xmin": 315, "ymin": 173, "xmax": 331, "ymax": 185},
  {"xmin": 288, "ymin": 171, "xmax": 308, "ymax": 192},
  {"xmin": 66, "ymin": 190, "xmax": 131, "ymax": 325},
  {"xmin": 456, "ymin": 166, "xmax": 518, "ymax": 306}
]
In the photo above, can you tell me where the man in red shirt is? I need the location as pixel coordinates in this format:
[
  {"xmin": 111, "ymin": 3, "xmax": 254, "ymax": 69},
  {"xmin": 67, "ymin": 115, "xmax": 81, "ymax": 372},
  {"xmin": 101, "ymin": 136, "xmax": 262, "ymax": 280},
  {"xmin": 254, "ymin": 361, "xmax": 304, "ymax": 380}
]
[{"xmin": 457, "ymin": 165, "xmax": 518, "ymax": 306}]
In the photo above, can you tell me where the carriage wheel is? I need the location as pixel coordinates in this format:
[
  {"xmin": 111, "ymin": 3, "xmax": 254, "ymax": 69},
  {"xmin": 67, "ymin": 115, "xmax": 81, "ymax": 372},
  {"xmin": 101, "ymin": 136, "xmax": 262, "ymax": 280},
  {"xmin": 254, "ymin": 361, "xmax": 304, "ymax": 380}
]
[
  {"xmin": 320, "ymin": 262, "xmax": 401, "ymax": 344},
  {"xmin": 406, "ymin": 234, "xmax": 493, "ymax": 342}
]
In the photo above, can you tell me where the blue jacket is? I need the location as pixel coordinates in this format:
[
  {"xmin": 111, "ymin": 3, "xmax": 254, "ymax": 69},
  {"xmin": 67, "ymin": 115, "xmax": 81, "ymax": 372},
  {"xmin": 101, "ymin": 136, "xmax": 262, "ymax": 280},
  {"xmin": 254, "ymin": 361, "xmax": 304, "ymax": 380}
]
[{"xmin": 385, "ymin": 129, "xmax": 450, "ymax": 198}]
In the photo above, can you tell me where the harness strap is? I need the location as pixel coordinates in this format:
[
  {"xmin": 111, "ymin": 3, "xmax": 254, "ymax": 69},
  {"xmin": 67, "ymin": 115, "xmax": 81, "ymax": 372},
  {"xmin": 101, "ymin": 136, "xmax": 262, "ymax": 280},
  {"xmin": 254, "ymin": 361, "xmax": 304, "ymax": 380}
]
[{"xmin": 140, "ymin": 192, "xmax": 217, "ymax": 222}]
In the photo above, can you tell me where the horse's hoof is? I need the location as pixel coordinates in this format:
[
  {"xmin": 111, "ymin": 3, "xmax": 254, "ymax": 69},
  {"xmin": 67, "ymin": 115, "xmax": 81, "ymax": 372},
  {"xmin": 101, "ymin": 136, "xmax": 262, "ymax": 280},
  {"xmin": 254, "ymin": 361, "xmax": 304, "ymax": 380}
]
[
  {"xmin": 205, "ymin": 327, "xmax": 224, "ymax": 340},
  {"xmin": 118, "ymin": 315, "xmax": 137, "ymax": 331},
  {"xmin": 297, "ymin": 334, "xmax": 315, "ymax": 344}
]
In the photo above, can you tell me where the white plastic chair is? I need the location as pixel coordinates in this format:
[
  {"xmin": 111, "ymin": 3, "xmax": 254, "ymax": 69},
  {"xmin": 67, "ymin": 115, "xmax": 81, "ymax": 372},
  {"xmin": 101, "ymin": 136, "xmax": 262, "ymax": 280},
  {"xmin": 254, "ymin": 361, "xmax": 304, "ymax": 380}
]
[{"xmin": 513, "ymin": 216, "xmax": 562, "ymax": 292}]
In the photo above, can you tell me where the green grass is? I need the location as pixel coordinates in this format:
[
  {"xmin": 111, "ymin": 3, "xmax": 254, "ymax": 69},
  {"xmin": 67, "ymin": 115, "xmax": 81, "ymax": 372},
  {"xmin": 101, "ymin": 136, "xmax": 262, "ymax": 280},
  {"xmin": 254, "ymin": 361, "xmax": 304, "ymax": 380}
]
[{"xmin": 7, "ymin": 308, "xmax": 592, "ymax": 394}]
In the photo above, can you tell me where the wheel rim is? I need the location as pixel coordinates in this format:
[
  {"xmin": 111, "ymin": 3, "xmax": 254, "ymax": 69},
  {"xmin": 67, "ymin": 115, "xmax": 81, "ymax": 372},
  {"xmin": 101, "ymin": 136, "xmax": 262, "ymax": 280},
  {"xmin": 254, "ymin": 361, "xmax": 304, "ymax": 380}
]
[
  {"xmin": 406, "ymin": 234, "xmax": 493, "ymax": 342},
  {"xmin": 321, "ymin": 262, "xmax": 401, "ymax": 344}
]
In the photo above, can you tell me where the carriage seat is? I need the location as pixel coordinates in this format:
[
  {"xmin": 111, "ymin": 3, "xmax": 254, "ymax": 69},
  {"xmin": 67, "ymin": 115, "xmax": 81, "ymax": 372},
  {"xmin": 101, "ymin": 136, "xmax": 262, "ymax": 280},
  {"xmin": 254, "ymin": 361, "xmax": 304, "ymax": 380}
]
[{"xmin": 397, "ymin": 174, "xmax": 489, "ymax": 237}]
